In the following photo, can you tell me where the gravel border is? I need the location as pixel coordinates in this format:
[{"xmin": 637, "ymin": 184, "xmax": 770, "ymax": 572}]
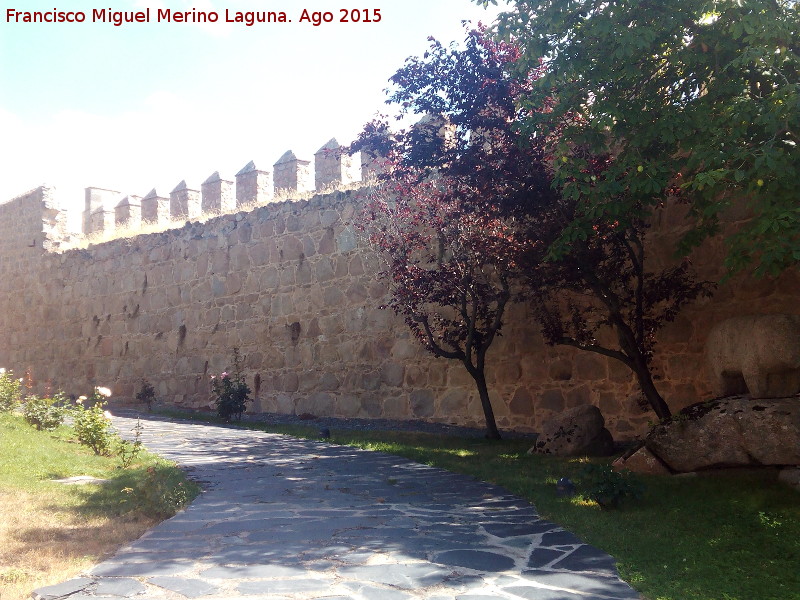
[
  {"xmin": 246, "ymin": 411, "xmax": 538, "ymax": 439},
  {"xmin": 117, "ymin": 404, "xmax": 537, "ymax": 440}
]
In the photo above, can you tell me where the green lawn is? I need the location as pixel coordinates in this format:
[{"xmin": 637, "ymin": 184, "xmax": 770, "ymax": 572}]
[
  {"xmin": 0, "ymin": 412, "xmax": 199, "ymax": 600},
  {"xmin": 163, "ymin": 409, "xmax": 800, "ymax": 600}
]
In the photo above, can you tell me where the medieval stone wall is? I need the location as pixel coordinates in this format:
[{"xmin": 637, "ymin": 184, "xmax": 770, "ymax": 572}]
[{"xmin": 0, "ymin": 171, "xmax": 797, "ymax": 439}]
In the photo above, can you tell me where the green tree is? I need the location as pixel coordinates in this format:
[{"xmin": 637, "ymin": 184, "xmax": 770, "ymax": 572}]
[
  {"xmin": 482, "ymin": 0, "xmax": 799, "ymax": 275},
  {"xmin": 351, "ymin": 28, "xmax": 711, "ymax": 422}
]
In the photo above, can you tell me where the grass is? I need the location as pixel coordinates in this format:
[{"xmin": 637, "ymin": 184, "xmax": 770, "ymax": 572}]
[
  {"xmin": 160, "ymin": 408, "xmax": 800, "ymax": 600},
  {"xmin": 0, "ymin": 412, "xmax": 199, "ymax": 600}
]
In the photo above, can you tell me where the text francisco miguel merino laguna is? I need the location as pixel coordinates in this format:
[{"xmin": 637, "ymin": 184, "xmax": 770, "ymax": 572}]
[{"xmin": 3, "ymin": 7, "xmax": 353, "ymax": 27}]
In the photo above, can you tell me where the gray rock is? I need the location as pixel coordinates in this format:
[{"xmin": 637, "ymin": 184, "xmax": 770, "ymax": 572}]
[
  {"xmin": 646, "ymin": 396, "xmax": 800, "ymax": 472},
  {"xmin": 530, "ymin": 405, "xmax": 614, "ymax": 457}
]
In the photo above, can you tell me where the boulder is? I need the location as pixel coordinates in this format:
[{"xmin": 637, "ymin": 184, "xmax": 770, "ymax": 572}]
[
  {"xmin": 531, "ymin": 405, "xmax": 614, "ymax": 457},
  {"xmin": 705, "ymin": 314, "xmax": 800, "ymax": 398},
  {"xmin": 646, "ymin": 396, "xmax": 800, "ymax": 472},
  {"xmin": 612, "ymin": 446, "xmax": 671, "ymax": 475}
]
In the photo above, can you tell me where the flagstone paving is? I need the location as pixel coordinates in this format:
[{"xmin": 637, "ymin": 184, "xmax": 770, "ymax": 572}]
[{"xmin": 33, "ymin": 413, "xmax": 641, "ymax": 600}]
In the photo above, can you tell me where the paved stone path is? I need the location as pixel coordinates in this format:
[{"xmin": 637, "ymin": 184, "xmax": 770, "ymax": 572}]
[{"xmin": 34, "ymin": 413, "xmax": 640, "ymax": 600}]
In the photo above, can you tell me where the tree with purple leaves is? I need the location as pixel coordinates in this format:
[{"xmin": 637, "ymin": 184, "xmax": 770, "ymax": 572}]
[{"xmin": 352, "ymin": 27, "xmax": 712, "ymax": 428}]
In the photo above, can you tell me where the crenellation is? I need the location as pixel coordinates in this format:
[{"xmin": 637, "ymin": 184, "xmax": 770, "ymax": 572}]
[
  {"xmin": 90, "ymin": 205, "xmax": 116, "ymax": 235},
  {"xmin": 273, "ymin": 150, "xmax": 314, "ymax": 194},
  {"xmin": 201, "ymin": 171, "xmax": 235, "ymax": 214},
  {"xmin": 235, "ymin": 161, "xmax": 273, "ymax": 207},
  {"xmin": 84, "ymin": 187, "xmax": 122, "ymax": 234},
  {"xmin": 141, "ymin": 188, "xmax": 170, "ymax": 224},
  {"xmin": 314, "ymin": 138, "xmax": 359, "ymax": 191},
  {"xmin": 115, "ymin": 195, "xmax": 142, "ymax": 229},
  {"xmin": 359, "ymin": 149, "xmax": 385, "ymax": 181},
  {"xmin": 170, "ymin": 180, "xmax": 201, "ymax": 220}
]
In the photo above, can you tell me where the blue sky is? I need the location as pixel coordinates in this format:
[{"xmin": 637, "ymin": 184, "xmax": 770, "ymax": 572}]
[{"xmin": 0, "ymin": 0, "xmax": 504, "ymax": 220}]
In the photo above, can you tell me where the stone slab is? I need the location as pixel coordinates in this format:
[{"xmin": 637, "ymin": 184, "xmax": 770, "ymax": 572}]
[
  {"xmin": 31, "ymin": 577, "xmax": 92, "ymax": 600},
  {"xmin": 149, "ymin": 577, "xmax": 219, "ymax": 598},
  {"xmin": 434, "ymin": 549, "xmax": 517, "ymax": 572}
]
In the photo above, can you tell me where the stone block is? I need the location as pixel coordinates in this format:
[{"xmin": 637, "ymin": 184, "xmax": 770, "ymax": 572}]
[
  {"xmin": 382, "ymin": 395, "xmax": 410, "ymax": 418},
  {"xmin": 549, "ymin": 358, "xmax": 573, "ymax": 381},
  {"xmin": 381, "ymin": 363, "xmax": 405, "ymax": 387},
  {"xmin": 539, "ymin": 389, "xmax": 564, "ymax": 412},
  {"xmin": 410, "ymin": 389, "xmax": 435, "ymax": 418},
  {"xmin": 575, "ymin": 354, "xmax": 607, "ymax": 380},
  {"xmin": 323, "ymin": 287, "xmax": 345, "ymax": 307},
  {"xmin": 280, "ymin": 236, "xmax": 305, "ymax": 262},
  {"xmin": 319, "ymin": 372, "xmax": 340, "ymax": 391},
  {"xmin": 404, "ymin": 366, "xmax": 427, "ymax": 387},
  {"xmin": 337, "ymin": 394, "xmax": 361, "ymax": 418},
  {"xmin": 509, "ymin": 387, "xmax": 534, "ymax": 416},
  {"xmin": 440, "ymin": 389, "xmax": 467, "ymax": 415},
  {"xmin": 320, "ymin": 209, "xmax": 340, "ymax": 227},
  {"xmin": 391, "ymin": 339, "xmax": 418, "ymax": 360},
  {"xmin": 346, "ymin": 283, "xmax": 368, "ymax": 304},
  {"xmin": 336, "ymin": 226, "xmax": 358, "ymax": 252},
  {"xmin": 296, "ymin": 392, "xmax": 334, "ymax": 416},
  {"xmin": 315, "ymin": 258, "xmax": 335, "ymax": 282}
]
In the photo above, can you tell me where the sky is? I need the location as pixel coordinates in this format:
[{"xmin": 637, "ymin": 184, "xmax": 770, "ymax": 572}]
[{"xmin": 0, "ymin": 0, "xmax": 506, "ymax": 227}]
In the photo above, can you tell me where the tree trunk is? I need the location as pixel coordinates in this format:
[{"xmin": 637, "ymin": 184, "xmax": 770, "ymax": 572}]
[
  {"xmin": 615, "ymin": 320, "xmax": 672, "ymax": 421},
  {"xmin": 635, "ymin": 364, "xmax": 672, "ymax": 421},
  {"xmin": 471, "ymin": 369, "xmax": 502, "ymax": 440}
]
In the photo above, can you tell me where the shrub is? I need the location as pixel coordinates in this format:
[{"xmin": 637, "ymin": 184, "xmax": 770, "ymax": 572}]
[
  {"xmin": 135, "ymin": 379, "xmax": 156, "ymax": 411},
  {"xmin": 0, "ymin": 369, "xmax": 22, "ymax": 412},
  {"xmin": 210, "ymin": 349, "xmax": 251, "ymax": 422},
  {"xmin": 22, "ymin": 393, "xmax": 68, "ymax": 431},
  {"xmin": 580, "ymin": 463, "xmax": 644, "ymax": 509},
  {"xmin": 118, "ymin": 419, "xmax": 144, "ymax": 468},
  {"xmin": 73, "ymin": 397, "xmax": 114, "ymax": 456}
]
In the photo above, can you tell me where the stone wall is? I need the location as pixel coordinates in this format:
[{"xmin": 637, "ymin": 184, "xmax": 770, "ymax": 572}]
[{"xmin": 0, "ymin": 183, "xmax": 797, "ymax": 439}]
